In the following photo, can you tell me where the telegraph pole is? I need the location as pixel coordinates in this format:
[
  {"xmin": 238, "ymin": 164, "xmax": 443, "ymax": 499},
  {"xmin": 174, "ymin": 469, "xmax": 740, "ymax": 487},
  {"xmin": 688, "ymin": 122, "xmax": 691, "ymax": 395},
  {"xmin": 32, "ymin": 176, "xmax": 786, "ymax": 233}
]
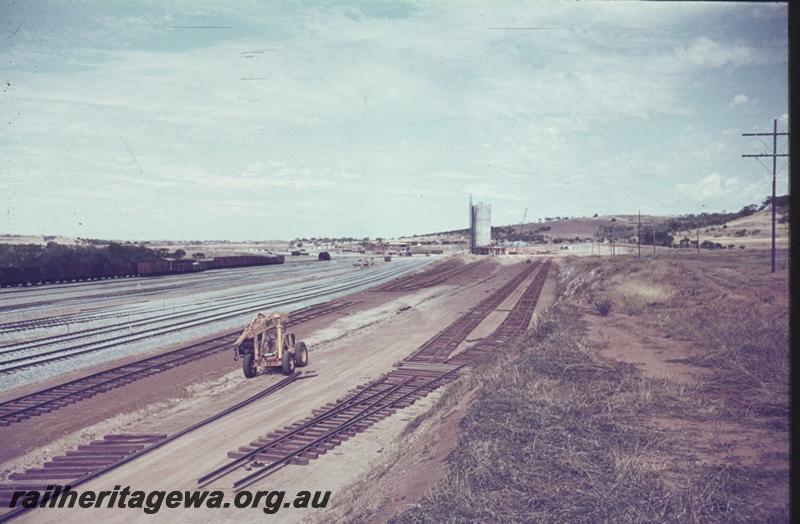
[
  {"xmin": 696, "ymin": 204, "xmax": 705, "ymax": 253},
  {"xmin": 742, "ymin": 119, "xmax": 789, "ymax": 273},
  {"xmin": 696, "ymin": 214, "xmax": 700, "ymax": 253},
  {"xmin": 637, "ymin": 210, "xmax": 641, "ymax": 260},
  {"xmin": 611, "ymin": 221, "xmax": 615, "ymax": 256},
  {"xmin": 652, "ymin": 219, "xmax": 657, "ymax": 254}
]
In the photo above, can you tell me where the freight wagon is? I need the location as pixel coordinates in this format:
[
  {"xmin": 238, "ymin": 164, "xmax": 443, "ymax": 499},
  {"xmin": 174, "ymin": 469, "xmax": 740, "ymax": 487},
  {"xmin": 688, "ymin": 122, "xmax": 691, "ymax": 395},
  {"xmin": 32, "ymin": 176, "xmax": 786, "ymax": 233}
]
[
  {"xmin": 169, "ymin": 259, "xmax": 198, "ymax": 273},
  {"xmin": 136, "ymin": 260, "xmax": 171, "ymax": 276},
  {"xmin": 1, "ymin": 255, "xmax": 284, "ymax": 287}
]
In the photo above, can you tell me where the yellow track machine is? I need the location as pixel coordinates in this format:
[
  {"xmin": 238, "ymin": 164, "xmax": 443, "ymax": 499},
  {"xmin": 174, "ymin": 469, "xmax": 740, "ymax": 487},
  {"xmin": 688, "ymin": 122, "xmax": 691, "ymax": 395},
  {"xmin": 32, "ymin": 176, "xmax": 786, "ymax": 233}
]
[{"xmin": 233, "ymin": 312, "xmax": 309, "ymax": 378}]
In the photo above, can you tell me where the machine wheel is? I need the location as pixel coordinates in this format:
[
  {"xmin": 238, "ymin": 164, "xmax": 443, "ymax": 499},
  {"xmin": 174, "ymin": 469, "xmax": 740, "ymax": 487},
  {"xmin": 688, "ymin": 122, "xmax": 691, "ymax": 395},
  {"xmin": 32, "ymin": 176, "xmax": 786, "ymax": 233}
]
[
  {"xmin": 294, "ymin": 341, "xmax": 308, "ymax": 367},
  {"xmin": 281, "ymin": 350, "xmax": 296, "ymax": 375},
  {"xmin": 242, "ymin": 353, "xmax": 257, "ymax": 379}
]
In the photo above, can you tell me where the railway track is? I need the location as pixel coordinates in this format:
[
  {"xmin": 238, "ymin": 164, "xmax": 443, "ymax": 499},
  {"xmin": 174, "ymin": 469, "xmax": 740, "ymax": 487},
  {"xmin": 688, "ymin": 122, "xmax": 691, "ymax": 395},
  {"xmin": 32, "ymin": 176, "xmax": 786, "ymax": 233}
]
[
  {"xmin": 0, "ymin": 372, "xmax": 309, "ymax": 523},
  {"xmin": 0, "ymin": 258, "xmax": 357, "ymax": 317},
  {"xmin": 199, "ymin": 259, "xmax": 552, "ymax": 489},
  {"xmin": 447, "ymin": 259, "xmax": 551, "ymax": 365},
  {"xmin": 0, "ymin": 258, "xmax": 552, "ymax": 522},
  {"xmin": 404, "ymin": 260, "xmax": 540, "ymax": 363},
  {"xmin": 0, "ymin": 300, "xmax": 352, "ymax": 427},
  {"xmin": 0, "ymin": 265, "xmax": 360, "ymax": 352},
  {"xmin": 372, "ymin": 259, "xmax": 482, "ymax": 292},
  {"xmin": 0, "ymin": 261, "xmax": 428, "ymax": 375},
  {"xmin": 0, "ymin": 261, "xmax": 357, "ymax": 329},
  {"xmin": 198, "ymin": 362, "xmax": 468, "ymax": 491}
]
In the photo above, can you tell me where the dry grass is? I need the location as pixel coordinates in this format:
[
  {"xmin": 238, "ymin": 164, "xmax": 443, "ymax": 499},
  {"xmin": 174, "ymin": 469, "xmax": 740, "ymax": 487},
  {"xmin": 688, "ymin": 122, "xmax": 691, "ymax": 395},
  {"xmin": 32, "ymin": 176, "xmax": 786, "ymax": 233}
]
[
  {"xmin": 390, "ymin": 251, "xmax": 788, "ymax": 523},
  {"xmin": 569, "ymin": 250, "xmax": 789, "ymax": 424}
]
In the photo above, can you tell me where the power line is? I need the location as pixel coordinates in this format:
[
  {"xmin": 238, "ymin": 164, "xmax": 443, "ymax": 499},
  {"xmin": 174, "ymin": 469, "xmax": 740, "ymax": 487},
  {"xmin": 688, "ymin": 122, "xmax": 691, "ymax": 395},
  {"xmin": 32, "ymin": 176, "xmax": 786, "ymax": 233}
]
[
  {"xmin": 742, "ymin": 119, "xmax": 790, "ymax": 273},
  {"xmin": 118, "ymin": 135, "xmax": 144, "ymax": 176}
]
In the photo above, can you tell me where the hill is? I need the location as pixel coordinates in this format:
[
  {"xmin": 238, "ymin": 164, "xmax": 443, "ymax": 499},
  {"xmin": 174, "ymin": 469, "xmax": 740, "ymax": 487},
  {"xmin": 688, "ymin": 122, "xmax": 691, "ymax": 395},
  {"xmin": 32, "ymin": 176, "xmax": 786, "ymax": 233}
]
[{"xmin": 405, "ymin": 196, "xmax": 789, "ymax": 249}]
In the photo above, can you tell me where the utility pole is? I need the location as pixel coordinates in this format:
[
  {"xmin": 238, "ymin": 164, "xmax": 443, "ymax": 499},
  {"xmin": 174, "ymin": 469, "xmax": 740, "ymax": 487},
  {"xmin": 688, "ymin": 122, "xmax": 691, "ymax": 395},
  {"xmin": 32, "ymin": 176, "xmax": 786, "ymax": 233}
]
[
  {"xmin": 696, "ymin": 204, "xmax": 705, "ymax": 253},
  {"xmin": 742, "ymin": 119, "xmax": 790, "ymax": 273},
  {"xmin": 611, "ymin": 221, "xmax": 615, "ymax": 256},
  {"xmin": 696, "ymin": 214, "xmax": 700, "ymax": 253},
  {"xmin": 652, "ymin": 219, "xmax": 657, "ymax": 254},
  {"xmin": 637, "ymin": 210, "xmax": 641, "ymax": 260}
]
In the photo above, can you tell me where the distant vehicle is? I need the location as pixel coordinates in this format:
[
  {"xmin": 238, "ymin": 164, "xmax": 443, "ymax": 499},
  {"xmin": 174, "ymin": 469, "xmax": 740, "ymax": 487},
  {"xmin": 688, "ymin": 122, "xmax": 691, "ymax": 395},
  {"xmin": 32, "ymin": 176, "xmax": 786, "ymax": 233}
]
[
  {"xmin": 290, "ymin": 250, "xmax": 301, "ymax": 256},
  {"xmin": 318, "ymin": 251, "xmax": 331, "ymax": 261},
  {"xmin": 384, "ymin": 256, "xmax": 391, "ymax": 262}
]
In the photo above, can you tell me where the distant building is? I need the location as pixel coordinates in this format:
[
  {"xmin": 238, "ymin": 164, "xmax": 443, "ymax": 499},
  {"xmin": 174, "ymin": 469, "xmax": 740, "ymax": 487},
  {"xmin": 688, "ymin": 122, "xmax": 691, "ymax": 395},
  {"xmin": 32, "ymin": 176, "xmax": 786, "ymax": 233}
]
[{"xmin": 469, "ymin": 200, "xmax": 491, "ymax": 253}]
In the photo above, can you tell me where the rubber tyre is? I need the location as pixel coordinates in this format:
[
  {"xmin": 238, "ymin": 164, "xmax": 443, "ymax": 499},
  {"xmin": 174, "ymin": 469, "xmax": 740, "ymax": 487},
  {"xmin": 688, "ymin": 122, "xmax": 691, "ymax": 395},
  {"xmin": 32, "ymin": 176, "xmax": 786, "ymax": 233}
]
[
  {"xmin": 242, "ymin": 353, "xmax": 257, "ymax": 379},
  {"xmin": 282, "ymin": 350, "xmax": 296, "ymax": 375},
  {"xmin": 294, "ymin": 341, "xmax": 309, "ymax": 367}
]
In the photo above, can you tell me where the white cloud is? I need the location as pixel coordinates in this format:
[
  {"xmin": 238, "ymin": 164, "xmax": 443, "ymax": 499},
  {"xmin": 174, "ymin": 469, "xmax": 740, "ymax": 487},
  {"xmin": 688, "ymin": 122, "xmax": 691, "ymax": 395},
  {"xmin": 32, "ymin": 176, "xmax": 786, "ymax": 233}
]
[
  {"xmin": 674, "ymin": 37, "xmax": 772, "ymax": 69},
  {"xmin": 463, "ymin": 183, "xmax": 527, "ymax": 203},
  {"xmin": 729, "ymin": 94, "xmax": 749, "ymax": 107},
  {"xmin": 675, "ymin": 173, "xmax": 761, "ymax": 203},
  {"xmin": 0, "ymin": 2, "xmax": 789, "ymax": 239}
]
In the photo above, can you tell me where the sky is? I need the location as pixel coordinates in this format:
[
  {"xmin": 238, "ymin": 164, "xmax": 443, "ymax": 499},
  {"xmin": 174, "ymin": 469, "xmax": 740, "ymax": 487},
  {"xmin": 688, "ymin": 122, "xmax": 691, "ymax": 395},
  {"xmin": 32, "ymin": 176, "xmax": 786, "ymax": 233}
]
[{"xmin": 0, "ymin": 1, "xmax": 790, "ymax": 241}]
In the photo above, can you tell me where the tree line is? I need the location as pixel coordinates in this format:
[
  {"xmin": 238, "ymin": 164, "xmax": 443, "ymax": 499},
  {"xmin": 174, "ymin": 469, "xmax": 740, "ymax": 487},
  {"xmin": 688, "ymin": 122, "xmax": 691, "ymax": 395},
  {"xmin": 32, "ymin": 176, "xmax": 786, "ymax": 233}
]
[{"xmin": 0, "ymin": 242, "xmax": 186, "ymax": 268}]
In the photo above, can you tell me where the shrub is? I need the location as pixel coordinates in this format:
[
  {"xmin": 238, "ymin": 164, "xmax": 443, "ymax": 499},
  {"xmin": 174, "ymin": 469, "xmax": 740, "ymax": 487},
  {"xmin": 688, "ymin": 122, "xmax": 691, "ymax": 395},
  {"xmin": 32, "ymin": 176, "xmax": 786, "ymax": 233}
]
[{"xmin": 595, "ymin": 298, "xmax": 612, "ymax": 316}]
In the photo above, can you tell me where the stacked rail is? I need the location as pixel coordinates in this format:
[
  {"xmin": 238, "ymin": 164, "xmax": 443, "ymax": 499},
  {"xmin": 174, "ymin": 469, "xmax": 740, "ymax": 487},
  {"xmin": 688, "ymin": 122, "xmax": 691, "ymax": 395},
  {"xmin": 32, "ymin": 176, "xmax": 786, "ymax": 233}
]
[
  {"xmin": 372, "ymin": 260, "xmax": 483, "ymax": 292},
  {"xmin": 0, "ymin": 373, "xmax": 305, "ymax": 522},
  {"xmin": 403, "ymin": 261, "xmax": 540, "ymax": 363},
  {"xmin": 199, "ymin": 259, "xmax": 552, "ymax": 489},
  {"xmin": 199, "ymin": 364, "xmax": 465, "ymax": 491},
  {"xmin": 448, "ymin": 259, "xmax": 551, "ymax": 366},
  {"xmin": 0, "ymin": 258, "xmax": 552, "ymax": 522}
]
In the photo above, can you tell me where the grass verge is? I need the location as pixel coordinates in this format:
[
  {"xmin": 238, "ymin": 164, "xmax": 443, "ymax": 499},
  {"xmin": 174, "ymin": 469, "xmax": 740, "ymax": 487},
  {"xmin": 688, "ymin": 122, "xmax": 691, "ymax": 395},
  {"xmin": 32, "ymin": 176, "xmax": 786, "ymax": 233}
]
[{"xmin": 390, "ymin": 255, "xmax": 788, "ymax": 523}]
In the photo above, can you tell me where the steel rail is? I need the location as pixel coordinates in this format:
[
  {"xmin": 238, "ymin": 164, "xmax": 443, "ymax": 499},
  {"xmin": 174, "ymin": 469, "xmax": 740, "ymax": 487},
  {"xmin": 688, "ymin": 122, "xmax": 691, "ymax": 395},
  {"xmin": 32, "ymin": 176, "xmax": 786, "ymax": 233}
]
[
  {"xmin": 0, "ymin": 372, "xmax": 307, "ymax": 523},
  {"xmin": 196, "ymin": 374, "xmax": 409, "ymax": 487},
  {"xmin": 0, "ymin": 262, "xmax": 424, "ymax": 373},
  {"xmin": 0, "ymin": 301, "xmax": 349, "ymax": 426},
  {"xmin": 232, "ymin": 360, "xmax": 474, "ymax": 491},
  {"xmin": 200, "ymin": 259, "xmax": 552, "ymax": 491},
  {"xmin": 0, "ymin": 263, "xmax": 353, "ymax": 334},
  {"xmin": 404, "ymin": 261, "xmax": 539, "ymax": 363},
  {"xmin": 0, "ymin": 265, "xmax": 363, "ymax": 355},
  {"xmin": 0, "ymin": 260, "xmax": 326, "ymax": 312}
]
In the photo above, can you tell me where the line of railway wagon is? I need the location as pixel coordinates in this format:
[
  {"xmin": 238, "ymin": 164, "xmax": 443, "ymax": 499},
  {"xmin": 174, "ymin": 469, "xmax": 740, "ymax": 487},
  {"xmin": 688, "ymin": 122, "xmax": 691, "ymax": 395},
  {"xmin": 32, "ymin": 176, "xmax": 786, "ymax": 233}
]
[{"xmin": 0, "ymin": 255, "xmax": 285, "ymax": 287}]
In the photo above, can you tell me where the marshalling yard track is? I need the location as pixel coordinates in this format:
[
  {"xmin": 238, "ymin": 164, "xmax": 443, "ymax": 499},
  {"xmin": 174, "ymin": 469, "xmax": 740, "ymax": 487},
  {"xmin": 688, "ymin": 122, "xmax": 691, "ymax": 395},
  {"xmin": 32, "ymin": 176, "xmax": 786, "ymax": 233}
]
[
  {"xmin": 0, "ymin": 258, "xmax": 476, "ymax": 423},
  {"xmin": 0, "ymin": 258, "xmax": 451, "ymax": 377},
  {"xmin": 0, "ymin": 257, "xmax": 551, "ymax": 522}
]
